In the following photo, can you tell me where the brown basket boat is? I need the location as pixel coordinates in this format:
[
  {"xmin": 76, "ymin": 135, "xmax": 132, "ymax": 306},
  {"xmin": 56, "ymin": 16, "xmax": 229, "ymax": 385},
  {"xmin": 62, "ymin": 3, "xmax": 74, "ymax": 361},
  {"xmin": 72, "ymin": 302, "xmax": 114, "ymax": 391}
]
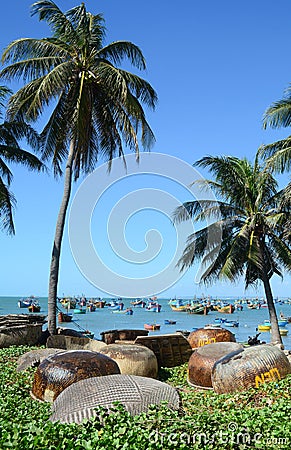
[
  {"xmin": 50, "ymin": 374, "xmax": 181, "ymax": 424},
  {"xmin": 31, "ymin": 350, "xmax": 120, "ymax": 402},
  {"xmin": 212, "ymin": 344, "xmax": 291, "ymax": 394},
  {"xmin": 134, "ymin": 333, "xmax": 192, "ymax": 368},
  {"xmin": 187, "ymin": 342, "xmax": 243, "ymax": 389},
  {"xmin": 187, "ymin": 327, "xmax": 236, "ymax": 349},
  {"xmin": 99, "ymin": 344, "xmax": 158, "ymax": 378}
]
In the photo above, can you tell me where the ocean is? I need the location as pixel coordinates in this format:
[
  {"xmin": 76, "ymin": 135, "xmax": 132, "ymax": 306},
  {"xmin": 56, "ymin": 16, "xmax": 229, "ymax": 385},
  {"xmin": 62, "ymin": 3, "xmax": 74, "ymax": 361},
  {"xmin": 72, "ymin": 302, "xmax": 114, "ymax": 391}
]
[{"xmin": 1, "ymin": 296, "xmax": 291, "ymax": 349}]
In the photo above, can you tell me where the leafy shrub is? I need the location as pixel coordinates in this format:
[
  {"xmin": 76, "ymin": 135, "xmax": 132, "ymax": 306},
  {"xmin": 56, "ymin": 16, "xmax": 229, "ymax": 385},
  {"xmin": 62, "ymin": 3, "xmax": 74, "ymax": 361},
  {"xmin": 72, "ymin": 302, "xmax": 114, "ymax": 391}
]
[{"xmin": 0, "ymin": 346, "xmax": 290, "ymax": 449}]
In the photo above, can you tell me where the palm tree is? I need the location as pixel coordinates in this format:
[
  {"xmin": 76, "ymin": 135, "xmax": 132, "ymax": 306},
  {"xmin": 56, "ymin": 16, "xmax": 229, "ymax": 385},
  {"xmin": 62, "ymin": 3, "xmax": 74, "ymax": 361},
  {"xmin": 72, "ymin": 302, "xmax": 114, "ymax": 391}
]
[
  {"xmin": 261, "ymin": 88, "xmax": 291, "ymax": 172},
  {"xmin": 173, "ymin": 153, "xmax": 291, "ymax": 346},
  {"xmin": 0, "ymin": 1, "xmax": 157, "ymax": 334},
  {"xmin": 0, "ymin": 85, "xmax": 43, "ymax": 234}
]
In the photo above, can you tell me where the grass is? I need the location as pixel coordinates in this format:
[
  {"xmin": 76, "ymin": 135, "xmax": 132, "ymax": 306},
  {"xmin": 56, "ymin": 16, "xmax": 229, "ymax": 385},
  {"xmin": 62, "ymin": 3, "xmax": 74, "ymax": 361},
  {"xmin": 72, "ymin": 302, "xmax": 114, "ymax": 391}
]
[{"xmin": 0, "ymin": 345, "xmax": 290, "ymax": 449}]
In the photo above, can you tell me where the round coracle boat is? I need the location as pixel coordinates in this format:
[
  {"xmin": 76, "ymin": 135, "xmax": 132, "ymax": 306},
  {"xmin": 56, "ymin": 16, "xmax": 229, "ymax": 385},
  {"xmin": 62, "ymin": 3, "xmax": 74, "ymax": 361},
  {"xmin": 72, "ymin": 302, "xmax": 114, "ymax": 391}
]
[
  {"xmin": 212, "ymin": 344, "xmax": 291, "ymax": 394},
  {"xmin": 50, "ymin": 374, "xmax": 181, "ymax": 424},
  {"xmin": 99, "ymin": 344, "xmax": 158, "ymax": 378},
  {"xmin": 187, "ymin": 327, "xmax": 236, "ymax": 349},
  {"xmin": 187, "ymin": 342, "xmax": 243, "ymax": 389},
  {"xmin": 31, "ymin": 350, "xmax": 120, "ymax": 402}
]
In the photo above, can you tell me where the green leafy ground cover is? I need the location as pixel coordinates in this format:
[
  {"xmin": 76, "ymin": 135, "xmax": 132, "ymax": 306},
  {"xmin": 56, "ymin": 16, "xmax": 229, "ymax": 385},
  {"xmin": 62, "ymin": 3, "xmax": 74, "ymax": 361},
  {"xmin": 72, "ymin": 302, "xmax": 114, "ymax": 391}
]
[{"xmin": 0, "ymin": 346, "xmax": 290, "ymax": 449}]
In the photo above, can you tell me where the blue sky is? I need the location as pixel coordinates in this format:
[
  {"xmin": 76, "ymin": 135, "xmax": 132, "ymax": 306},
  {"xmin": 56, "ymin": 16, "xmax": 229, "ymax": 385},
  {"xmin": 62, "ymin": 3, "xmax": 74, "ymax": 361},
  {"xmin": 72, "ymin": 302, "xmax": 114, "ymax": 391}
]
[{"xmin": 1, "ymin": 0, "xmax": 291, "ymax": 298}]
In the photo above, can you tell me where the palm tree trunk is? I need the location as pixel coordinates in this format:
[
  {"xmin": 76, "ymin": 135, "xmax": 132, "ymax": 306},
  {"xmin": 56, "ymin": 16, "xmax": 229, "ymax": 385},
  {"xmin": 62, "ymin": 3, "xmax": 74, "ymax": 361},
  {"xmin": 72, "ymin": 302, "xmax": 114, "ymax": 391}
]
[
  {"xmin": 47, "ymin": 141, "xmax": 75, "ymax": 335},
  {"xmin": 261, "ymin": 271, "xmax": 283, "ymax": 347}
]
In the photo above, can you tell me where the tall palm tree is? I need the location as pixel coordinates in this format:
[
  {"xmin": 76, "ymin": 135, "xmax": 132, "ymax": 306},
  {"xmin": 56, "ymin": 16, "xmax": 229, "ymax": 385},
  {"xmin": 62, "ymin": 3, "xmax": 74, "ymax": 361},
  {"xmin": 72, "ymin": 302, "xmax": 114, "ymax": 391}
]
[
  {"xmin": 0, "ymin": 85, "xmax": 43, "ymax": 234},
  {"xmin": 173, "ymin": 153, "xmax": 291, "ymax": 346},
  {"xmin": 0, "ymin": 1, "xmax": 157, "ymax": 334}
]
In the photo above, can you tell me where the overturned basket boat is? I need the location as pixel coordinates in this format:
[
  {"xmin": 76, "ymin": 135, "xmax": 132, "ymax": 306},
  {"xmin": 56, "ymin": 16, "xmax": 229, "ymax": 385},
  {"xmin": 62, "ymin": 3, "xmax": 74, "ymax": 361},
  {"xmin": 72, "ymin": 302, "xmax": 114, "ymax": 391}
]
[
  {"xmin": 187, "ymin": 327, "xmax": 236, "ymax": 349},
  {"xmin": 99, "ymin": 344, "xmax": 158, "ymax": 378},
  {"xmin": 31, "ymin": 350, "xmax": 120, "ymax": 402},
  {"xmin": 50, "ymin": 374, "xmax": 181, "ymax": 424},
  {"xmin": 212, "ymin": 344, "xmax": 291, "ymax": 394},
  {"xmin": 188, "ymin": 342, "xmax": 243, "ymax": 389}
]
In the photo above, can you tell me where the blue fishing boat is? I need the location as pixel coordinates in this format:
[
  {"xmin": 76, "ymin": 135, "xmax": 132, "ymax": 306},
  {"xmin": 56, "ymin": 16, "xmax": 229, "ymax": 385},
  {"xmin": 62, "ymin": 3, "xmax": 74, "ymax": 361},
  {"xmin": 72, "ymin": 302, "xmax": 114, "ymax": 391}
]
[{"xmin": 164, "ymin": 319, "xmax": 176, "ymax": 325}]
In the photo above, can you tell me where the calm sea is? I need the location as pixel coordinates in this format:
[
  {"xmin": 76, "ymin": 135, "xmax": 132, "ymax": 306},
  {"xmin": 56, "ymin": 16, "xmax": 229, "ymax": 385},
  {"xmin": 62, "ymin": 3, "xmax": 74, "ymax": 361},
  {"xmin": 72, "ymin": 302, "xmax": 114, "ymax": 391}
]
[{"xmin": 1, "ymin": 296, "xmax": 291, "ymax": 349}]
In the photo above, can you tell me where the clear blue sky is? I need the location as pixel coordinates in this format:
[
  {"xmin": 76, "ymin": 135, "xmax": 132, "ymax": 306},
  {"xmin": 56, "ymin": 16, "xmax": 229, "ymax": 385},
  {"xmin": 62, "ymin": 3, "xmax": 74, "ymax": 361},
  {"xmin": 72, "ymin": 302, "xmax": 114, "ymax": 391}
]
[{"xmin": 1, "ymin": 0, "xmax": 291, "ymax": 298}]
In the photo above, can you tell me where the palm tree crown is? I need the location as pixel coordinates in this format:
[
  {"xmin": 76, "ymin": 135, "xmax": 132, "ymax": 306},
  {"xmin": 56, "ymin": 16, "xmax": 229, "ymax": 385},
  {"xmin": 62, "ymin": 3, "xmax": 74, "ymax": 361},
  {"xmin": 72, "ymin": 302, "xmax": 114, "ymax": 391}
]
[
  {"xmin": 174, "ymin": 153, "xmax": 291, "ymax": 345},
  {"xmin": 1, "ymin": 0, "xmax": 157, "ymax": 176},
  {"xmin": 0, "ymin": 85, "xmax": 43, "ymax": 234},
  {"xmin": 262, "ymin": 88, "xmax": 291, "ymax": 173}
]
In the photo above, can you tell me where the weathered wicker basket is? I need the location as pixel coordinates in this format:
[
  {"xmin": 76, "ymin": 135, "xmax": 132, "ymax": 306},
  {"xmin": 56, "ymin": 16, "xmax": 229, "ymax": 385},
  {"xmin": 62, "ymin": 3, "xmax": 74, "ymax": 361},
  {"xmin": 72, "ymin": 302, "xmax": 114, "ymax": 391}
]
[
  {"xmin": 187, "ymin": 327, "xmax": 236, "ymax": 349},
  {"xmin": 188, "ymin": 342, "xmax": 243, "ymax": 389},
  {"xmin": 134, "ymin": 333, "xmax": 192, "ymax": 368},
  {"xmin": 212, "ymin": 344, "xmax": 291, "ymax": 394},
  {"xmin": 99, "ymin": 344, "xmax": 158, "ymax": 378},
  {"xmin": 31, "ymin": 350, "xmax": 120, "ymax": 402},
  {"xmin": 50, "ymin": 374, "xmax": 181, "ymax": 424}
]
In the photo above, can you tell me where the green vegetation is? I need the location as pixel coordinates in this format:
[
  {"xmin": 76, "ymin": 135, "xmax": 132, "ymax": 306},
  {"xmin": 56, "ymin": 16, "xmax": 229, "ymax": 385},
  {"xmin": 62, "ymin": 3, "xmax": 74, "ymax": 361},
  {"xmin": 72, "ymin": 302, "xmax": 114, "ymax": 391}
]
[{"xmin": 0, "ymin": 345, "xmax": 290, "ymax": 449}]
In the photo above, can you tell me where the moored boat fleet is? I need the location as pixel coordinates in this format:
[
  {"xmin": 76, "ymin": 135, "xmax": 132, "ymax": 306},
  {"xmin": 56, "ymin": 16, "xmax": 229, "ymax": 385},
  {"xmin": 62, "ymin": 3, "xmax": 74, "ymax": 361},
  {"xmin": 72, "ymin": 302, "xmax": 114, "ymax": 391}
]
[{"xmin": 16, "ymin": 294, "xmax": 291, "ymax": 339}]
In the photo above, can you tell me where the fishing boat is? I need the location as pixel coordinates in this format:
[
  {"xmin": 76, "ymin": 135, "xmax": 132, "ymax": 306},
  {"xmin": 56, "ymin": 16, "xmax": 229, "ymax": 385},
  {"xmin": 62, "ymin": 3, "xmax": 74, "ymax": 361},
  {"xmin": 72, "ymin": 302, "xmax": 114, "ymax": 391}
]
[
  {"xmin": 73, "ymin": 308, "xmax": 86, "ymax": 314},
  {"xmin": 58, "ymin": 311, "xmax": 73, "ymax": 323},
  {"xmin": 18, "ymin": 296, "xmax": 38, "ymax": 308},
  {"xmin": 146, "ymin": 301, "xmax": 161, "ymax": 312},
  {"xmin": 28, "ymin": 302, "xmax": 41, "ymax": 313},
  {"xmin": 187, "ymin": 305, "xmax": 208, "ymax": 315},
  {"xmin": 86, "ymin": 303, "xmax": 96, "ymax": 312},
  {"xmin": 279, "ymin": 312, "xmax": 291, "ymax": 323},
  {"xmin": 59, "ymin": 297, "xmax": 77, "ymax": 309},
  {"xmin": 144, "ymin": 323, "xmax": 160, "ymax": 331},
  {"xmin": 164, "ymin": 319, "xmax": 176, "ymax": 325},
  {"xmin": 258, "ymin": 323, "xmax": 271, "ymax": 332},
  {"xmin": 224, "ymin": 320, "xmax": 239, "ymax": 328},
  {"xmin": 216, "ymin": 304, "xmax": 235, "ymax": 314},
  {"xmin": 112, "ymin": 308, "xmax": 133, "ymax": 315},
  {"xmin": 130, "ymin": 299, "xmax": 146, "ymax": 307},
  {"xmin": 270, "ymin": 327, "xmax": 289, "ymax": 336},
  {"xmin": 79, "ymin": 330, "xmax": 94, "ymax": 339},
  {"xmin": 214, "ymin": 317, "xmax": 226, "ymax": 324},
  {"xmin": 169, "ymin": 299, "xmax": 189, "ymax": 311}
]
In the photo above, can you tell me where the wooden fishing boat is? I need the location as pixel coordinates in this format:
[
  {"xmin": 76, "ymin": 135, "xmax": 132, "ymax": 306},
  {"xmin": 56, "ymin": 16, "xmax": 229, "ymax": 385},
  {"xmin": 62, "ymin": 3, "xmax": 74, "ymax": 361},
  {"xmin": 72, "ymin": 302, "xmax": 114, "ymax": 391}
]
[
  {"xmin": 164, "ymin": 319, "xmax": 176, "ymax": 325},
  {"xmin": 18, "ymin": 296, "xmax": 38, "ymax": 308},
  {"xmin": 58, "ymin": 312, "xmax": 73, "ymax": 323},
  {"xmin": 257, "ymin": 323, "xmax": 271, "ymax": 332},
  {"xmin": 59, "ymin": 297, "xmax": 77, "ymax": 309},
  {"xmin": 216, "ymin": 304, "xmax": 235, "ymax": 314},
  {"xmin": 28, "ymin": 303, "xmax": 41, "ymax": 313},
  {"xmin": 187, "ymin": 305, "xmax": 208, "ymax": 315},
  {"xmin": 144, "ymin": 323, "xmax": 160, "ymax": 331}
]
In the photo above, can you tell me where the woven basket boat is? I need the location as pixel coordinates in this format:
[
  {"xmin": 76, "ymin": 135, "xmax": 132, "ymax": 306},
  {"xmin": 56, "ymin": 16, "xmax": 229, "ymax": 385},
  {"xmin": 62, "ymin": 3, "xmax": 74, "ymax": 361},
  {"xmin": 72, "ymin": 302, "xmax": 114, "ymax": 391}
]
[
  {"xmin": 134, "ymin": 333, "xmax": 192, "ymax": 368},
  {"xmin": 187, "ymin": 327, "xmax": 236, "ymax": 349},
  {"xmin": 187, "ymin": 342, "xmax": 243, "ymax": 389},
  {"xmin": 31, "ymin": 350, "xmax": 120, "ymax": 402},
  {"xmin": 99, "ymin": 344, "xmax": 158, "ymax": 378},
  {"xmin": 50, "ymin": 374, "xmax": 181, "ymax": 424},
  {"xmin": 212, "ymin": 344, "xmax": 291, "ymax": 394}
]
